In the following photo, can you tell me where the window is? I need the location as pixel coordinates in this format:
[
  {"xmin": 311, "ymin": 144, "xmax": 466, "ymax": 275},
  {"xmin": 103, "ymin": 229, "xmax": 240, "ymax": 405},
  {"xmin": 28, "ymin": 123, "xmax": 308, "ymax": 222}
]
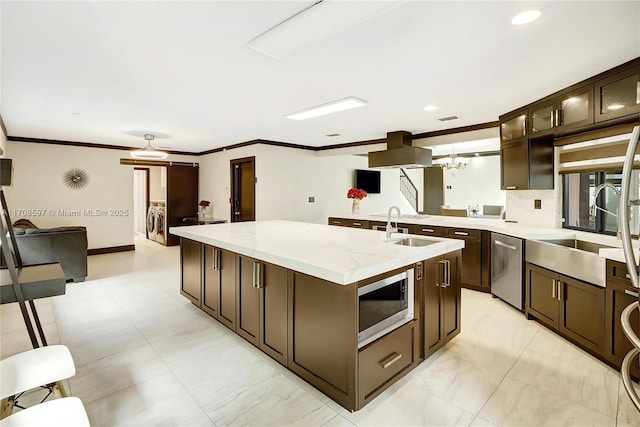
[{"xmin": 562, "ymin": 170, "xmax": 640, "ymax": 236}]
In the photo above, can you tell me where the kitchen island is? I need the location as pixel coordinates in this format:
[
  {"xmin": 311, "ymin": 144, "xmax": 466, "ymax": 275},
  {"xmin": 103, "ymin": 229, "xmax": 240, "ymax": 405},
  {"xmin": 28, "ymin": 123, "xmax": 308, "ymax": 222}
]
[{"xmin": 170, "ymin": 220, "xmax": 464, "ymax": 411}]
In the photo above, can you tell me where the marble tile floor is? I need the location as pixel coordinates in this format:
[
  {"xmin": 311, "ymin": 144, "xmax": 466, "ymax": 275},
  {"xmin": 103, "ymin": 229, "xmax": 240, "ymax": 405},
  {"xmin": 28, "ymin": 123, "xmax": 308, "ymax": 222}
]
[{"xmin": 1, "ymin": 237, "xmax": 639, "ymax": 426}]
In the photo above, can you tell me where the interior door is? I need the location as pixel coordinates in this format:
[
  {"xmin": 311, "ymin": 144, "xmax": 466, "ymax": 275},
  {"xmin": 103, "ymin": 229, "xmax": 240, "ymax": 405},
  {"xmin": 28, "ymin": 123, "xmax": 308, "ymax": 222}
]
[
  {"xmin": 166, "ymin": 164, "xmax": 199, "ymax": 245},
  {"xmin": 230, "ymin": 157, "xmax": 255, "ymax": 222}
]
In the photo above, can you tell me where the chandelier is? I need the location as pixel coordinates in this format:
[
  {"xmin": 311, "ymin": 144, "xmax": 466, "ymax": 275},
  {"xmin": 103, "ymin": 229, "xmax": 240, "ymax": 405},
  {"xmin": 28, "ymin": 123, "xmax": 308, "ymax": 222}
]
[
  {"xmin": 437, "ymin": 151, "xmax": 469, "ymax": 176},
  {"xmin": 130, "ymin": 134, "xmax": 168, "ymax": 159}
]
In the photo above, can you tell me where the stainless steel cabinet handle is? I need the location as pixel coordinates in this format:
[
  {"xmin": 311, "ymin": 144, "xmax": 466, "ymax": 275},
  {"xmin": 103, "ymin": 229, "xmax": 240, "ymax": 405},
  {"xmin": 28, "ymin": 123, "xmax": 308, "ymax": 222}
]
[
  {"xmin": 445, "ymin": 259, "xmax": 451, "ymax": 287},
  {"xmin": 353, "ymin": 222, "xmax": 362, "ymax": 226},
  {"xmin": 506, "ymin": 186, "xmax": 517, "ymax": 190},
  {"xmin": 438, "ymin": 260, "xmax": 447, "ymax": 287},
  {"xmin": 494, "ymin": 240, "xmax": 517, "ymax": 251},
  {"xmin": 212, "ymin": 248, "xmax": 217, "ymax": 270},
  {"xmin": 551, "ymin": 279, "xmax": 556, "ymax": 299},
  {"xmin": 422, "ymin": 228, "xmax": 434, "ymax": 233},
  {"xmin": 252, "ymin": 261, "xmax": 258, "ymax": 288},
  {"xmin": 454, "ymin": 231, "xmax": 469, "ymax": 236},
  {"xmin": 380, "ymin": 352, "xmax": 403, "ymax": 369},
  {"xmin": 625, "ymin": 289, "xmax": 640, "ymax": 298},
  {"xmin": 557, "ymin": 281, "xmax": 563, "ymax": 301}
]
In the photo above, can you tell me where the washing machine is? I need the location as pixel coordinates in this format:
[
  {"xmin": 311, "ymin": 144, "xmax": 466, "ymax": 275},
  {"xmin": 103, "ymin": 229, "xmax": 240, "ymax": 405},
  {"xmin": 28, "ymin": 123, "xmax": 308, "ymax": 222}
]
[
  {"xmin": 155, "ymin": 205, "xmax": 166, "ymax": 245},
  {"xmin": 146, "ymin": 205, "xmax": 157, "ymax": 240}
]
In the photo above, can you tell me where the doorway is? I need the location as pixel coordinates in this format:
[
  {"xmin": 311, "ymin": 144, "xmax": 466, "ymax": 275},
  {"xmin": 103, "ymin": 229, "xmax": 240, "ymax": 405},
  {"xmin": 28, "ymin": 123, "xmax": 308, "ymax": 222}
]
[
  {"xmin": 133, "ymin": 168, "xmax": 149, "ymax": 236},
  {"xmin": 230, "ymin": 157, "xmax": 256, "ymax": 222}
]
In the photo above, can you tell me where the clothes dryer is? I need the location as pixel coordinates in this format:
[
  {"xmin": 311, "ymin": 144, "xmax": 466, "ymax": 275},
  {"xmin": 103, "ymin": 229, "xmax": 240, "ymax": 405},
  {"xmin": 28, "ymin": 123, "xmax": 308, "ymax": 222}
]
[{"xmin": 147, "ymin": 205, "xmax": 157, "ymax": 240}]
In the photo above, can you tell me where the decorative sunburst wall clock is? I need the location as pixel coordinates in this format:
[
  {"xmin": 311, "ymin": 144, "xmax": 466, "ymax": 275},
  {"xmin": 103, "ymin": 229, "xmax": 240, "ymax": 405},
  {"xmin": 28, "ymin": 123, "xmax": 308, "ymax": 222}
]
[{"xmin": 63, "ymin": 168, "xmax": 89, "ymax": 189}]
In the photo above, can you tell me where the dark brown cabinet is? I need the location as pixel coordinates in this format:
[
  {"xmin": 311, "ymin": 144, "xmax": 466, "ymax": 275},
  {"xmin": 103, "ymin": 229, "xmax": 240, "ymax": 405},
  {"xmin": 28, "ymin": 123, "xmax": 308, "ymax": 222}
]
[
  {"xmin": 237, "ymin": 255, "xmax": 288, "ymax": 365},
  {"xmin": 180, "ymin": 238, "xmax": 202, "ymax": 306},
  {"xmin": 328, "ymin": 217, "xmax": 370, "ymax": 229},
  {"xmin": 202, "ymin": 246, "xmax": 236, "ymax": 325},
  {"xmin": 412, "ymin": 224, "xmax": 447, "ymax": 237},
  {"xmin": 595, "ymin": 65, "xmax": 640, "ymax": 124},
  {"xmin": 500, "ymin": 138, "xmax": 554, "ymax": 190},
  {"xmin": 529, "ymin": 85, "xmax": 594, "ymax": 138},
  {"xmin": 358, "ymin": 320, "xmax": 418, "ymax": 408},
  {"xmin": 413, "ymin": 226, "xmax": 489, "ymax": 293},
  {"xmin": 526, "ymin": 263, "xmax": 606, "ymax": 356},
  {"xmin": 500, "ymin": 109, "xmax": 528, "ymax": 144},
  {"xmin": 423, "ymin": 250, "xmax": 461, "ymax": 358},
  {"xmin": 605, "ymin": 260, "xmax": 640, "ymax": 378},
  {"xmin": 446, "ymin": 228, "xmax": 482, "ymax": 290}
]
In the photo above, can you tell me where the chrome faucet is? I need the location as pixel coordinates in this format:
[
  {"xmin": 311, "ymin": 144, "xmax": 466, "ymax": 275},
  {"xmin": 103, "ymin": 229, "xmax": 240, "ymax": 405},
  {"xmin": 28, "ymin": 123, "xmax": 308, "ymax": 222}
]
[
  {"xmin": 590, "ymin": 182, "xmax": 622, "ymax": 239},
  {"xmin": 386, "ymin": 206, "xmax": 401, "ymax": 239}
]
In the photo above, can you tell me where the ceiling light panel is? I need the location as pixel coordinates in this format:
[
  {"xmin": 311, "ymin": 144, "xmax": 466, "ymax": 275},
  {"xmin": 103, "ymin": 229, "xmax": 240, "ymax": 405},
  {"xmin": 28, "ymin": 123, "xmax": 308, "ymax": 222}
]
[
  {"xmin": 247, "ymin": 0, "xmax": 403, "ymax": 59},
  {"xmin": 511, "ymin": 10, "xmax": 542, "ymax": 25},
  {"xmin": 286, "ymin": 97, "xmax": 366, "ymax": 120}
]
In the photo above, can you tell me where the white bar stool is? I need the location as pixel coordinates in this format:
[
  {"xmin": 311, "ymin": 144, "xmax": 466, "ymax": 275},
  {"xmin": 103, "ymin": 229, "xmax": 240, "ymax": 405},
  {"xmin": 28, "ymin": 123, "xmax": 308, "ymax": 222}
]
[
  {"xmin": 0, "ymin": 345, "xmax": 76, "ymax": 418},
  {"xmin": 0, "ymin": 397, "xmax": 90, "ymax": 426}
]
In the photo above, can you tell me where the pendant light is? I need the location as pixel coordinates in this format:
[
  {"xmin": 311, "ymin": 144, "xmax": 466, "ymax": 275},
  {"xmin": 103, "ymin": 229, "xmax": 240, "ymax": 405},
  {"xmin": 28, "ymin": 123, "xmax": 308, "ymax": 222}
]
[
  {"xmin": 437, "ymin": 146, "xmax": 469, "ymax": 177},
  {"xmin": 130, "ymin": 134, "xmax": 168, "ymax": 159}
]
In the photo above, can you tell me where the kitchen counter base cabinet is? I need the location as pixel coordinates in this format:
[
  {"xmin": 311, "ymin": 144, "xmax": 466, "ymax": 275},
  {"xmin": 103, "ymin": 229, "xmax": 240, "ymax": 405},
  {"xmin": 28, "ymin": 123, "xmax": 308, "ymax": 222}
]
[
  {"xmin": 287, "ymin": 270, "xmax": 358, "ymax": 410},
  {"xmin": 605, "ymin": 260, "xmax": 640, "ymax": 379},
  {"xmin": 358, "ymin": 320, "xmax": 419, "ymax": 409},
  {"xmin": 180, "ymin": 238, "xmax": 202, "ymax": 307},
  {"xmin": 179, "ymin": 237, "xmax": 462, "ymax": 412},
  {"xmin": 237, "ymin": 255, "xmax": 288, "ymax": 365},
  {"xmin": 525, "ymin": 263, "xmax": 606, "ymax": 357},
  {"xmin": 423, "ymin": 251, "xmax": 462, "ymax": 358}
]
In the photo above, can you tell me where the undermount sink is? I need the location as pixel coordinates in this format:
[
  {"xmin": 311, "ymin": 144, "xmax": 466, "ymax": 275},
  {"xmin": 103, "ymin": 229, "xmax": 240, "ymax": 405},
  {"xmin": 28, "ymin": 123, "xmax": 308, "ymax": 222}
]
[
  {"xmin": 526, "ymin": 239, "xmax": 616, "ymax": 286},
  {"xmin": 387, "ymin": 237, "xmax": 439, "ymax": 247}
]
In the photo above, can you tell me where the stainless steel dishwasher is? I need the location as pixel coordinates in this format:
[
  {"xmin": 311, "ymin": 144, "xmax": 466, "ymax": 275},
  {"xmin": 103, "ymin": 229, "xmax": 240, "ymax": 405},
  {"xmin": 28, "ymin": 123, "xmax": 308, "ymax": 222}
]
[{"xmin": 491, "ymin": 232, "xmax": 524, "ymax": 310}]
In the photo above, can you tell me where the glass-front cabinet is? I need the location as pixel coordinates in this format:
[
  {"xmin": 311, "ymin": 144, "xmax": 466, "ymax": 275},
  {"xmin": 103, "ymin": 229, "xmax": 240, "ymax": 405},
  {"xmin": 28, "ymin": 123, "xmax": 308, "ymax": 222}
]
[
  {"xmin": 595, "ymin": 65, "xmax": 640, "ymax": 123},
  {"xmin": 529, "ymin": 85, "xmax": 593, "ymax": 138},
  {"xmin": 500, "ymin": 109, "xmax": 527, "ymax": 144}
]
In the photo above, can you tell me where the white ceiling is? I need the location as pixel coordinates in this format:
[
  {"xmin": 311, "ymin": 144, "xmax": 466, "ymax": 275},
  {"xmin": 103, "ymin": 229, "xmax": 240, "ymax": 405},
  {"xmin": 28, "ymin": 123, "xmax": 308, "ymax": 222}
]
[{"xmin": 2, "ymin": 1, "xmax": 639, "ymax": 154}]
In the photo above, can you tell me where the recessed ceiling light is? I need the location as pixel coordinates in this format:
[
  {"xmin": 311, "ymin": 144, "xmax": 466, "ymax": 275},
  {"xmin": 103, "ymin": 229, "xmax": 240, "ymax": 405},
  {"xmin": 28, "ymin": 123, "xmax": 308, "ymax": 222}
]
[
  {"xmin": 286, "ymin": 97, "xmax": 366, "ymax": 120},
  {"xmin": 511, "ymin": 10, "xmax": 542, "ymax": 25},
  {"xmin": 423, "ymin": 105, "xmax": 438, "ymax": 111}
]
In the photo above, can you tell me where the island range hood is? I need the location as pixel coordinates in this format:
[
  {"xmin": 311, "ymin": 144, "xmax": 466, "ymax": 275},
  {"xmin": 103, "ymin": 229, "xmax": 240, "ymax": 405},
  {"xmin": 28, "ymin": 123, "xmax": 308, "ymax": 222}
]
[{"xmin": 368, "ymin": 131, "xmax": 432, "ymax": 168}]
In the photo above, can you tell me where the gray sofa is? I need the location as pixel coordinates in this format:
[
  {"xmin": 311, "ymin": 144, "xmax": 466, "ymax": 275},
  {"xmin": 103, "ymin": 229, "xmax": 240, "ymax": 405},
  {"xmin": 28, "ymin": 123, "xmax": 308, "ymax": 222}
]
[{"xmin": 8, "ymin": 226, "xmax": 88, "ymax": 282}]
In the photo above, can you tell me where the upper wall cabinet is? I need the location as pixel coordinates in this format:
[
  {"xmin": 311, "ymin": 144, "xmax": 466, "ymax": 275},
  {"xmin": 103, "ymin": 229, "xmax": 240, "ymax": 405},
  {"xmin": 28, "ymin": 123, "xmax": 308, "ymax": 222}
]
[
  {"xmin": 529, "ymin": 85, "xmax": 594, "ymax": 138},
  {"xmin": 595, "ymin": 64, "xmax": 640, "ymax": 123},
  {"xmin": 499, "ymin": 109, "xmax": 554, "ymax": 190},
  {"xmin": 500, "ymin": 109, "xmax": 528, "ymax": 145}
]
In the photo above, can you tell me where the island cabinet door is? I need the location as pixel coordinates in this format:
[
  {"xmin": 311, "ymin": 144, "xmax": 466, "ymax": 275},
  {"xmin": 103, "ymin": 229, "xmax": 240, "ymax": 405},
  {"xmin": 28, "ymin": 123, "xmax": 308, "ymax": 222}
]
[
  {"xmin": 237, "ymin": 255, "xmax": 260, "ymax": 346},
  {"xmin": 423, "ymin": 257, "xmax": 444, "ymax": 357},
  {"xmin": 202, "ymin": 246, "xmax": 220, "ymax": 319},
  {"xmin": 442, "ymin": 251, "xmax": 461, "ymax": 340},
  {"xmin": 259, "ymin": 262, "xmax": 288, "ymax": 365},
  {"xmin": 287, "ymin": 271, "xmax": 358, "ymax": 411},
  {"xmin": 180, "ymin": 238, "xmax": 202, "ymax": 307},
  {"xmin": 423, "ymin": 251, "xmax": 462, "ymax": 358},
  {"xmin": 217, "ymin": 249, "xmax": 237, "ymax": 331}
]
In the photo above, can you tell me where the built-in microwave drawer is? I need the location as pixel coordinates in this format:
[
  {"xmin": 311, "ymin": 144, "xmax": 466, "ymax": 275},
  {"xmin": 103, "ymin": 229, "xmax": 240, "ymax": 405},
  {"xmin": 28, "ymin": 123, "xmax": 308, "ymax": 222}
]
[{"xmin": 358, "ymin": 321, "xmax": 416, "ymax": 401}]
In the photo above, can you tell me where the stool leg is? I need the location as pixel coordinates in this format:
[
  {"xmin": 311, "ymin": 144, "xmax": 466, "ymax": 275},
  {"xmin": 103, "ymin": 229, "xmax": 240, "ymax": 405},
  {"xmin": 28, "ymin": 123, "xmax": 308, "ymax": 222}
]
[
  {"xmin": 1, "ymin": 396, "xmax": 15, "ymax": 419},
  {"xmin": 52, "ymin": 381, "xmax": 68, "ymax": 398}
]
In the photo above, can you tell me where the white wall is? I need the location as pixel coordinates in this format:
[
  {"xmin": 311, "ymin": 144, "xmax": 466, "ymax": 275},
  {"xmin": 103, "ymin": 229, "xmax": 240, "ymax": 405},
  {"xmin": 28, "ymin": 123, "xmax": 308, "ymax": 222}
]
[
  {"xmin": 198, "ymin": 144, "xmax": 416, "ymax": 224},
  {"xmin": 4, "ymin": 141, "xmax": 197, "ymax": 249},
  {"xmin": 443, "ymin": 155, "xmax": 506, "ymax": 211},
  {"xmin": 148, "ymin": 166, "xmax": 166, "ymax": 201}
]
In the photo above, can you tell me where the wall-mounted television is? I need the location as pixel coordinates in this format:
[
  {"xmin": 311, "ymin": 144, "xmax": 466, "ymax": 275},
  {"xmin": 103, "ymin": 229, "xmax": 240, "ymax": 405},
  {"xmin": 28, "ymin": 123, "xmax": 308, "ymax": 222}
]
[{"xmin": 354, "ymin": 169, "xmax": 381, "ymax": 194}]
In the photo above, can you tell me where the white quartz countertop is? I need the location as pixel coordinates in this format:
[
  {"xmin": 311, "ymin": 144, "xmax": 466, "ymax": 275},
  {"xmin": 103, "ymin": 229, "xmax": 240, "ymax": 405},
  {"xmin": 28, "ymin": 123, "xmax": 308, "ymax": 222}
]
[
  {"xmin": 170, "ymin": 220, "xmax": 464, "ymax": 285},
  {"xmin": 333, "ymin": 213, "xmax": 640, "ymax": 262}
]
